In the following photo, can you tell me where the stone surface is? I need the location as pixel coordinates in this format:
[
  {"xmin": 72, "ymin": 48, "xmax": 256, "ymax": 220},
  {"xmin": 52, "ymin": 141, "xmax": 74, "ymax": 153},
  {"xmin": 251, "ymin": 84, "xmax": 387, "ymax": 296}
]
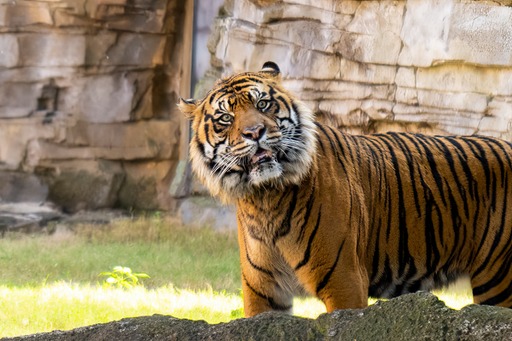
[
  {"xmin": 18, "ymin": 34, "xmax": 86, "ymax": 67},
  {"xmin": 0, "ymin": 0, "xmax": 190, "ymax": 211},
  {"xmin": 206, "ymin": 0, "xmax": 512, "ymax": 139},
  {"xmin": 399, "ymin": 1, "xmax": 512, "ymax": 67},
  {"xmin": 0, "ymin": 202, "xmax": 61, "ymax": 235},
  {"xmin": 0, "ymin": 114, "xmax": 64, "ymax": 171},
  {"xmin": 39, "ymin": 160, "xmax": 125, "ymax": 213},
  {"xmin": 118, "ymin": 161, "xmax": 176, "ymax": 211},
  {"xmin": 0, "ymin": 171, "xmax": 48, "ymax": 203},
  {"xmin": 0, "ymin": 35, "xmax": 19, "ymax": 68},
  {"xmin": 4, "ymin": 292, "xmax": 512, "ymax": 340}
]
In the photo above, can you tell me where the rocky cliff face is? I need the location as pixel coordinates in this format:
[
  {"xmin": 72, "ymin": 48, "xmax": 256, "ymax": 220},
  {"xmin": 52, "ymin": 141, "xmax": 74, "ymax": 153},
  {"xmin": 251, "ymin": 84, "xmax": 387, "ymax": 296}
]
[
  {"xmin": 202, "ymin": 0, "xmax": 512, "ymax": 137},
  {"xmin": 0, "ymin": 0, "xmax": 190, "ymax": 211},
  {"xmin": 1, "ymin": 0, "xmax": 512, "ymax": 212}
]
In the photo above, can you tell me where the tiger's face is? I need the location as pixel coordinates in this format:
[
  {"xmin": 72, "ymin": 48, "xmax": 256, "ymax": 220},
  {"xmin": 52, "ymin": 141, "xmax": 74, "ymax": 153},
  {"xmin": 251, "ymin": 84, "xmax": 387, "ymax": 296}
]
[{"xmin": 178, "ymin": 62, "xmax": 317, "ymax": 202}]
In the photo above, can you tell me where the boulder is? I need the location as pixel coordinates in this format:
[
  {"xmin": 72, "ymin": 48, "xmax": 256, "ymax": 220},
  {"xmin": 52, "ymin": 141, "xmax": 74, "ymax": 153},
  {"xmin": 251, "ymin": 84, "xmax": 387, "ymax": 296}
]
[
  {"xmin": 117, "ymin": 161, "xmax": 176, "ymax": 211},
  {"xmin": 0, "ymin": 171, "xmax": 48, "ymax": 203},
  {"xmin": 39, "ymin": 160, "xmax": 125, "ymax": 213},
  {"xmin": 4, "ymin": 292, "xmax": 512, "ymax": 340}
]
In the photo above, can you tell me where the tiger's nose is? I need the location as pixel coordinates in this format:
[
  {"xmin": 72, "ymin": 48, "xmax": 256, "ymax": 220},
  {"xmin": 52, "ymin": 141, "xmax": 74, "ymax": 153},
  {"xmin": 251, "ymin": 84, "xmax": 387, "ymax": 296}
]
[{"xmin": 242, "ymin": 124, "xmax": 266, "ymax": 141}]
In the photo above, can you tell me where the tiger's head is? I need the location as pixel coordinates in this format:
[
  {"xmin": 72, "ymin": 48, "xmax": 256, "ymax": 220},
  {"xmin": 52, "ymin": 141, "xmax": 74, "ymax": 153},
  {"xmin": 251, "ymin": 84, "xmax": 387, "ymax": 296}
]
[{"xmin": 178, "ymin": 62, "xmax": 317, "ymax": 202}]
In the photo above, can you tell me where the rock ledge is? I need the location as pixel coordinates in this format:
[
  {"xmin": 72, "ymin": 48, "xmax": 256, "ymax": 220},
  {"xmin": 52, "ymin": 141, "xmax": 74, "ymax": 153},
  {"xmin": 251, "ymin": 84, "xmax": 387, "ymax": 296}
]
[{"xmin": 5, "ymin": 292, "xmax": 512, "ymax": 341}]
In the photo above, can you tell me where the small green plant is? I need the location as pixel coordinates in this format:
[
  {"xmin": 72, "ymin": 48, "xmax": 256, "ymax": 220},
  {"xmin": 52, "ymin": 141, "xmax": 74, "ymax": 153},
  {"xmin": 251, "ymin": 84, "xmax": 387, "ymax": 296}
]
[{"xmin": 99, "ymin": 266, "xmax": 150, "ymax": 289}]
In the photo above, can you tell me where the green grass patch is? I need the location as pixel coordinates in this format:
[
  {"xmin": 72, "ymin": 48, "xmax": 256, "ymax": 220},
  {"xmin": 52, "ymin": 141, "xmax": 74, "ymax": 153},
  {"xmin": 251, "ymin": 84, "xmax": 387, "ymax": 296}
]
[
  {"xmin": 0, "ymin": 215, "xmax": 473, "ymax": 337},
  {"xmin": 0, "ymin": 215, "xmax": 240, "ymax": 291}
]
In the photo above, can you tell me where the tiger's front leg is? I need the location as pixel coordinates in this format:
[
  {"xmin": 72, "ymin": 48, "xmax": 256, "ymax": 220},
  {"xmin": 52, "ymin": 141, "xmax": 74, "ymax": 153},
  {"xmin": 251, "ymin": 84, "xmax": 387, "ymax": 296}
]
[
  {"xmin": 241, "ymin": 270, "xmax": 293, "ymax": 317},
  {"xmin": 238, "ymin": 223, "xmax": 294, "ymax": 317},
  {"xmin": 294, "ymin": 233, "xmax": 370, "ymax": 312},
  {"xmin": 316, "ymin": 264, "xmax": 369, "ymax": 312}
]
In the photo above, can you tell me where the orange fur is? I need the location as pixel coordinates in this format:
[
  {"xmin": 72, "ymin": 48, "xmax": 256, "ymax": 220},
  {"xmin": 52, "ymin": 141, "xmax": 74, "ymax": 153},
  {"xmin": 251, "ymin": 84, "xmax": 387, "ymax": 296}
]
[{"xmin": 179, "ymin": 62, "xmax": 512, "ymax": 317}]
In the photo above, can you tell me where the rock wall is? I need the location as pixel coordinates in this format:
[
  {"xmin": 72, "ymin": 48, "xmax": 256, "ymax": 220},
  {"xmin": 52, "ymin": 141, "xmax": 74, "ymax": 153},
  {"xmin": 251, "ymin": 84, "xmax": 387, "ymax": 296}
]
[
  {"xmin": 2, "ymin": 0, "xmax": 512, "ymax": 212},
  {"xmin": 201, "ymin": 0, "xmax": 512, "ymax": 138},
  {"xmin": 0, "ymin": 0, "xmax": 191, "ymax": 211}
]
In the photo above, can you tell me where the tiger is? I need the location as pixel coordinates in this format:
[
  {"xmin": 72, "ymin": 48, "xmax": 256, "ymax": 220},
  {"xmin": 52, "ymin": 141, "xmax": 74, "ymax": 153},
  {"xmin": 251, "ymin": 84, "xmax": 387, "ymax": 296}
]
[{"xmin": 178, "ymin": 61, "xmax": 512, "ymax": 317}]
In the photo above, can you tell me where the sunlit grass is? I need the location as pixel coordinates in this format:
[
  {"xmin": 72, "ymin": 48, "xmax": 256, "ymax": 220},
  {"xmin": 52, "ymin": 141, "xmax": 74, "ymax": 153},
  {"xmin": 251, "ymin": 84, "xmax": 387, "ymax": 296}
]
[
  {"xmin": 433, "ymin": 277, "xmax": 474, "ymax": 309},
  {"xmin": 0, "ymin": 283, "xmax": 243, "ymax": 337},
  {"xmin": 0, "ymin": 282, "xmax": 328, "ymax": 337}
]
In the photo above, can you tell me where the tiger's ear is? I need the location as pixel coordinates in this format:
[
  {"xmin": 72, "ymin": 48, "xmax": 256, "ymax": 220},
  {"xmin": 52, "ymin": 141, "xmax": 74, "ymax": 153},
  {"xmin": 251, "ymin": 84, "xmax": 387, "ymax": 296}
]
[
  {"xmin": 260, "ymin": 61, "xmax": 281, "ymax": 79},
  {"xmin": 177, "ymin": 98, "xmax": 198, "ymax": 119}
]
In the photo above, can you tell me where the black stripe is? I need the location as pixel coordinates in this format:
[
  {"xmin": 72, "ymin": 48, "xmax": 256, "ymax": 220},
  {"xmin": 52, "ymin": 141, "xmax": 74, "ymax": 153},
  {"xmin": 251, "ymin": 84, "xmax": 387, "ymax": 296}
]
[
  {"xmin": 296, "ymin": 185, "xmax": 316, "ymax": 244},
  {"xmin": 244, "ymin": 237, "xmax": 274, "ymax": 277},
  {"xmin": 314, "ymin": 123, "xmax": 326, "ymax": 154},
  {"xmin": 481, "ymin": 138, "xmax": 506, "ymax": 179},
  {"xmin": 316, "ymin": 123, "xmax": 348, "ymax": 174},
  {"xmin": 444, "ymin": 137, "xmax": 477, "ymax": 201},
  {"xmin": 363, "ymin": 137, "xmax": 393, "ymax": 242},
  {"xmin": 410, "ymin": 134, "xmax": 448, "ymax": 207},
  {"xmin": 228, "ymin": 76, "xmax": 265, "ymax": 88},
  {"xmin": 273, "ymin": 187, "xmax": 298, "ymax": 242},
  {"xmin": 369, "ymin": 256, "xmax": 393, "ymax": 297},
  {"xmin": 390, "ymin": 133, "xmax": 422, "ymax": 216},
  {"xmin": 473, "ymin": 173, "xmax": 509, "ymax": 278},
  {"xmin": 434, "ymin": 137, "xmax": 470, "ymax": 218},
  {"xmin": 471, "ymin": 201, "xmax": 493, "ymax": 268},
  {"xmin": 242, "ymin": 273, "xmax": 292, "ymax": 311},
  {"xmin": 379, "ymin": 135, "xmax": 410, "ymax": 277},
  {"xmin": 294, "ymin": 209, "xmax": 322, "ymax": 271},
  {"xmin": 316, "ymin": 239, "xmax": 346, "ymax": 294},
  {"xmin": 473, "ymin": 243, "xmax": 512, "ymax": 298},
  {"xmin": 276, "ymin": 95, "xmax": 292, "ymax": 115},
  {"xmin": 443, "ymin": 183, "xmax": 462, "ymax": 267},
  {"xmin": 370, "ymin": 216, "xmax": 384, "ymax": 284},
  {"xmin": 423, "ymin": 189, "xmax": 440, "ymax": 273},
  {"xmin": 479, "ymin": 284, "xmax": 512, "ymax": 306},
  {"xmin": 465, "ymin": 139, "xmax": 491, "ymax": 199},
  {"xmin": 480, "ymin": 136, "xmax": 512, "ymax": 171},
  {"xmin": 328, "ymin": 126, "xmax": 350, "ymax": 161}
]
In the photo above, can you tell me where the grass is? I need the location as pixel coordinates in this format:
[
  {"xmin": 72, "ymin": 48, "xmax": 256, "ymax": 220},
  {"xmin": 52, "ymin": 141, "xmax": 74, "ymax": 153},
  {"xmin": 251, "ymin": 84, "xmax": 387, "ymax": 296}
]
[
  {"xmin": 0, "ymin": 284, "xmax": 242, "ymax": 336},
  {"xmin": 0, "ymin": 215, "xmax": 240, "ymax": 290},
  {"xmin": 0, "ymin": 214, "xmax": 473, "ymax": 338},
  {"xmin": 0, "ymin": 283, "xmax": 327, "ymax": 337}
]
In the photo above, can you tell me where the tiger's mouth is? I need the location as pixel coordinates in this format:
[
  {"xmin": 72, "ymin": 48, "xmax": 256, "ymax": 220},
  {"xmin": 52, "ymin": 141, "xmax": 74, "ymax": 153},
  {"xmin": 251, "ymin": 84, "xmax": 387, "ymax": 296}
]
[
  {"xmin": 247, "ymin": 147, "xmax": 282, "ymax": 185},
  {"xmin": 251, "ymin": 148, "xmax": 274, "ymax": 165}
]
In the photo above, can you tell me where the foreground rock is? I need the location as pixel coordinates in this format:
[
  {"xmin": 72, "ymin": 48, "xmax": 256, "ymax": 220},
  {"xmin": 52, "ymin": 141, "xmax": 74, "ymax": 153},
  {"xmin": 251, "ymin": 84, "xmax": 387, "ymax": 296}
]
[{"xmin": 6, "ymin": 292, "xmax": 512, "ymax": 341}]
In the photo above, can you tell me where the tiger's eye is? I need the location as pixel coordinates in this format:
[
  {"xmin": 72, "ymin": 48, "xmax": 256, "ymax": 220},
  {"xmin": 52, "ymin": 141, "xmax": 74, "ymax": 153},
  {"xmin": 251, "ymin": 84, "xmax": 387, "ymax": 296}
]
[
  {"xmin": 220, "ymin": 114, "xmax": 233, "ymax": 123},
  {"xmin": 256, "ymin": 100, "xmax": 270, "ymax": 111}
]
